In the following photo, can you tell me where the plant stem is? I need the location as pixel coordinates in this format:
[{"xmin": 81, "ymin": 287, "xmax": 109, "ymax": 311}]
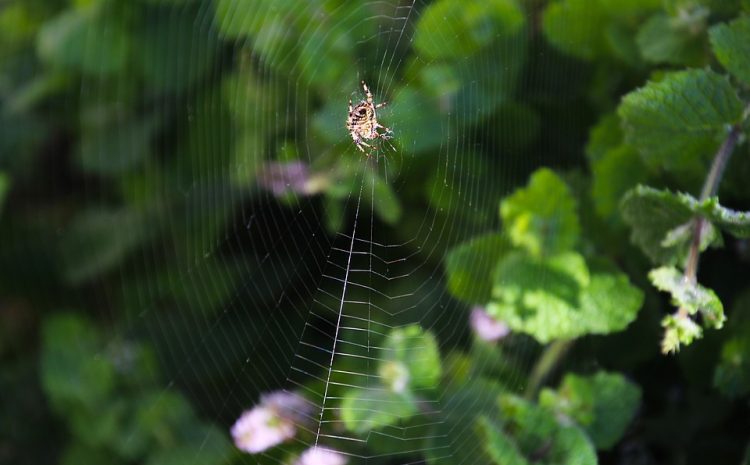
[
  {"xmin": 525, "ymin": 340, "xmax": 573, "ymax": 399},
  {"xmin": 684, "ymin": 108, "xmax": 748, "ymax": 283}
]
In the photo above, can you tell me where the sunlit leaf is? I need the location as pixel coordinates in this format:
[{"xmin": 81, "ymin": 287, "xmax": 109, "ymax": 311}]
[
  {"xmin": 618, "ymin": 69, "xmax": 743, "ymax": 176},
  {"xmin": 477, "ymin": 417, "xmax": 528, "ymax": 465},
  {"xmin": 489, "ymin": 252, "xmax": 643, "ymax": 343},
  {"xmin": 500, "ymin": 168, "xmax": 579, "ymax": 258},
  {"xmin": 380, "ymin": 325, "xmax": 441, "ymax": 391},
  {"xmin": 340, "ymin": 389, "xmax": 418, "ymax": 433},
  {"xmin": 649, "ymin": 266, "xmax": 725, "ymax": 328}
]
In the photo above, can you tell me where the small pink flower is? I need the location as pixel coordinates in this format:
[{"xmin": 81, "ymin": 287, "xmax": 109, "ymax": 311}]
[
  {"xmin": 231, "ymin": 406, "xmax": 294, "ymax": 453},
  {"xmin": 257, "ymin": 161, "xmax": 311, "ymax": 196},
  {"xmin": 231, "ymin": 391, "xmax": 313, "ymax": 454},
  {"xmin": 470, "ymin": 307, "xmax": 510, "ymax": 342},
  {"xmin": 295, "ymin": 447, "xmax": 348, "ymax": 465}
]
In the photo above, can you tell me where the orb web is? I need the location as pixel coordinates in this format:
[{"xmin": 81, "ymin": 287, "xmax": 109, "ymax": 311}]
[{"xmin": 77, "ymin": 0, "xmax": 557, "ymax": 463}]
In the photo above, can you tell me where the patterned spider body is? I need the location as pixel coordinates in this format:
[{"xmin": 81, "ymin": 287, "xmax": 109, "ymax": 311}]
[{"xmin": 346, "ymin": 81, "xmax": 391, "ymax": 154}]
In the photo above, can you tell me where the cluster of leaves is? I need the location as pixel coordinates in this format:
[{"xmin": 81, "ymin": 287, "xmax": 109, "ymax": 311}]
[
  {"xmin": 446, "ymin": 168, "xmax": 643, "ymax": 343},
  {"xmin": 331, "ymin": 322, "xmax": 641, "ymax": 465},
  {"xmin": 602, "ymin": 18, "xmax": 750, "ymax": 352},
  {"xmin": 41, "ymin": 313, "xmax": 234, "ymax": 465}
]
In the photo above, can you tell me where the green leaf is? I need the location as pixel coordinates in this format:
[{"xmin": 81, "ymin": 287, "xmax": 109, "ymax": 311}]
[
  {"xmin": 425, "ymin": 381, "xmax": 505, "ymax": 465},
  {"xmin": 620, "ymin": 188, "xmax": 695, "ymax": 264},
  {"xmin": 661, "ymin": 313, "xmax": 703, "ymax": 354},
  {"xmin": 340, "ymin": 389, "xmax": 418, "ymax": 433},
  {"xmin": 539, "ymin": 372, "xmax": 641, "ymax": 450},
  {"xmin": 37, "ymin": 6, "xmax": 128, "ymax": 74},
  {"xmin": 60, "ymin": 209, "xmax": 147, "ymax": 285},
  {"xmin": 497, "ymin": 394, "xmax": 598, "ymax": 465},
  {"xmin": 621, "ymin": 186, "xmax": 716, "ymax": 264},
  {"xmin": 489, "ymin": 252, "xmax": 643, "ymax": 343},
  {"xmin": 579, "ymin": 271, "xmax": 646, "ymax": 335},
  {"xmin": 621, "ymin": 186, "xmax": 750, "ymax": 264},
  {"xmin": 413, "ymin": 0, "xmax": 525, "ymax": 59},
  {"xmin": 649, "ymin": 266, "xmax": 725, "ymax": 329},
  {"xmin": 500, "ymin": 168, "xmax": 580, "ymax": 257},
  {"xmin": 477, "ymin": 417, "xmax": 529, "ymax": 465},
  {"xmin": 710, "ymin": 17, "xmax": 750, "ymax": 86},
  {"xmin": 696, "ymin": 197, "xmax": 750, "ymax": 238},
  {"xmin": 618, "ymin": 69, "xmax": 743, "ymax": 176},
  {"xmin": 444, "ymin": 233, "xmax": 510, "ymax": 304},
  {"xmin": 380, "ymin": 325, "xmax": 441, "ymax": 391},
  {"xmin": 636, "ymin": 12, "xmax": 708, "ymax": 66},
  {"xmin": 40, "ymin": 314, "xmax": 116, "ymax": 412}
]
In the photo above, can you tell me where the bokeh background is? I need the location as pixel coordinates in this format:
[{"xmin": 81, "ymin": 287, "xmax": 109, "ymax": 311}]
[{"xmin": 2, "ymin": 1, "xmax": 750, "ymax": 464}]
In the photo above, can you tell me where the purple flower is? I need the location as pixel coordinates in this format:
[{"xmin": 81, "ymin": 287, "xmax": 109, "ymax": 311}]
[
  {"xmin": 231, "ymin": 405, "xmax": 294, "ymax": 453},
  {"xmin": 295, "ymin": 447, "xmax": 348, "ymax": 465},
  {"xmin": 257, "ymin": 161, "xmax": 311, "ymax": 196},
  {"xmin": 231, "ymin": 391, "xmax": 313, "ymax": 454},
  {"xmin": 470, "ymin": 307, "xmax": 510, "ymax": 342}
]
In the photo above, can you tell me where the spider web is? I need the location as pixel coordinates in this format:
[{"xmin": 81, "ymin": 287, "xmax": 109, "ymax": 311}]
[{"xmin": 78, "ymin": 0, "xmax": 559, "ymax": 463}]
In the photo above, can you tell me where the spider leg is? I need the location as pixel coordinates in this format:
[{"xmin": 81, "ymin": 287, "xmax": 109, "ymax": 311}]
[
  {"xmin": 362, "ymin": 80, "xmax": 373, "ymax": 105},
  {"xmin": 375, "ymin": 101, "xmax": 387, "ymax": 109},
  {"xmin": 349, "ymin": 99, "xmax": 353, "ymax": 114},
  {"xmin": 356, "ymin": 141, "xmax": 371, "ymax": 153},
  {"xmin": 351, "ymin": 133, "xmax": 370, "ymax": 153},
  {"xmin": 377, "ymin": 125, "xmax": 393, "ymax": 139}
]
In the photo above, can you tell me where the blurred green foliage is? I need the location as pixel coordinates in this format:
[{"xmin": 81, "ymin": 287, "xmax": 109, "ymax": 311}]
[{"xmin": 2, "ymin": 0, "xmax": 750, "ymax": 464}]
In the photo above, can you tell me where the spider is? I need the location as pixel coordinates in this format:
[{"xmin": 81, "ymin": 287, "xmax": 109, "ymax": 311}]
[{"xmin": 346, "ymin": 81, "xmax": 392, "ymax": 155}]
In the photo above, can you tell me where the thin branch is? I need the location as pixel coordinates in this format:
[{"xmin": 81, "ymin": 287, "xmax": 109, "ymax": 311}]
[
  {"xmin": 525, "ymin": 340, "xmax": 573, "ymax": 399},
  {"xmin": 684, "ymin": 105, "xmax": 749, "ymax": 284}
]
